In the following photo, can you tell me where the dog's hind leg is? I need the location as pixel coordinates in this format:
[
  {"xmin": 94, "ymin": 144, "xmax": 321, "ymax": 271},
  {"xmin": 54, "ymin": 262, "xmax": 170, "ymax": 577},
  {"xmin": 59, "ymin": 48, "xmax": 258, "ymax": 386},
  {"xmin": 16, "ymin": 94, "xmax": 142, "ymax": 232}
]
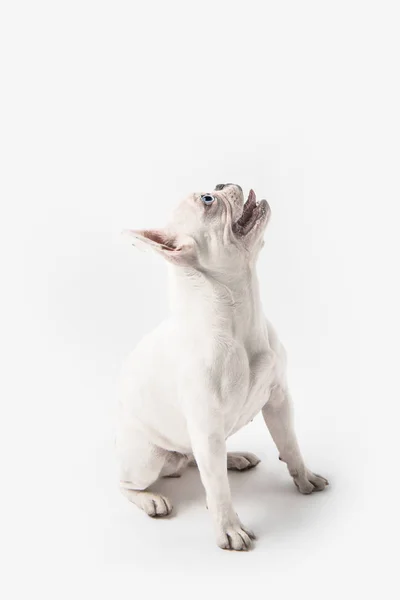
[
  {"xmin": 117, "ymin": 425, "xmax": 173, "ymax": 517},
  {"xmin": 161, "ymin": 451, "xmax": 190, "ymax": 478}
]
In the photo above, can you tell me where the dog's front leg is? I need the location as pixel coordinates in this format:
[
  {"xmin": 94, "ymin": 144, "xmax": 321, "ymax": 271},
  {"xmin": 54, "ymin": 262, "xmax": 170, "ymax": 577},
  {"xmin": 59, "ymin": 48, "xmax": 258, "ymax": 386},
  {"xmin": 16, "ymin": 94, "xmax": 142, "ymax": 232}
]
[
  {"xmin": 262, "ymin": 385, "xmax": 329, "ymax": 493},
  {"xmin": 186, "ymin": 409, "xmax": 255, "ymax": 551}
]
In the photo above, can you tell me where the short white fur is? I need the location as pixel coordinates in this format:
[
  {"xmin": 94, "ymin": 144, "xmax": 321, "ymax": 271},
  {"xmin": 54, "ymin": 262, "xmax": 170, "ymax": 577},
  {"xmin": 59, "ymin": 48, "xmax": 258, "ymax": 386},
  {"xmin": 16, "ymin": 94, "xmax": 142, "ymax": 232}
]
[{"xmin": 118, "ymin": 184, "xmax": 328, "ymax": 551}]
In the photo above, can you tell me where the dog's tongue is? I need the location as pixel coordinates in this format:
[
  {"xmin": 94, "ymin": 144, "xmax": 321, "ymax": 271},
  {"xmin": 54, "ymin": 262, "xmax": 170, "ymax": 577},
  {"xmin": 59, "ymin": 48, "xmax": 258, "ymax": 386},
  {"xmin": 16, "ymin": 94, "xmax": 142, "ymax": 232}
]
[
  {"xmin": 246, "ymin": 189, "xmax": 256, "ymax": 210},
  {"xmin": 237, "ymin": 189, "xmax": 256, "ymax": 226}
]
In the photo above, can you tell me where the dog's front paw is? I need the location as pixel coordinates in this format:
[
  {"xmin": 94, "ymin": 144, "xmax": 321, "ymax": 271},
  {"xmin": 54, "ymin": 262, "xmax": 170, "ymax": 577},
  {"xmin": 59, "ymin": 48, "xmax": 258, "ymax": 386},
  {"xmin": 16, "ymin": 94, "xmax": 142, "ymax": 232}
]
[
  {"xmin": 293, "ymin": 470, "xmax": 329, "ymax": 494},
  {"xmin": 216, "ymin": 520, "xmax": 256, "ymax": 551}
]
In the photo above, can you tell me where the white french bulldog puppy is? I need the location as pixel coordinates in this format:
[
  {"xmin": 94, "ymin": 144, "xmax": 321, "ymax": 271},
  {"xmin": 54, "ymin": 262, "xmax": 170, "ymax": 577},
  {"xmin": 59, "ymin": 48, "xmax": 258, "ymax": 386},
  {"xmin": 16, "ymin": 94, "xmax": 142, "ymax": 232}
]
[{"xmin": 118, "ymin": 183, "xmax": 328, "ymax": 551}]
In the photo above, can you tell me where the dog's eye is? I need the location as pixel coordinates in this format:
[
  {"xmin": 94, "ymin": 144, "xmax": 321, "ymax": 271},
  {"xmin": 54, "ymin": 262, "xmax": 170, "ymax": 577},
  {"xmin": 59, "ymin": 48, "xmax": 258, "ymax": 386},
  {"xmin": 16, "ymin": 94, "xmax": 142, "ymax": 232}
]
[{"xmin": 201, "ymin": 194, "xmax": 215, "ymax": 206}]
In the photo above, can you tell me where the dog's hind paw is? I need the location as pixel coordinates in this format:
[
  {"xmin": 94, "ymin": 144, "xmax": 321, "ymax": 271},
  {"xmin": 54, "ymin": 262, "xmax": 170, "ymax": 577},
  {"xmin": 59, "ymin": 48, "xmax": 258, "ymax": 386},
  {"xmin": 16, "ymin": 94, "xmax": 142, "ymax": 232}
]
[
  {"xmin": 227, "ymin": 452, "xmax": 261, "ymax": 471},
  {"xmin": 189, "ymin": 452, "xmax": 260, "ymax": 472},
  {"xmin": 141, "ymin": 493, "xmax": 173, "ymax": 517},
  {"xmin": 122, "ymin": 488, "xmax": 173, "ymax": 517}
]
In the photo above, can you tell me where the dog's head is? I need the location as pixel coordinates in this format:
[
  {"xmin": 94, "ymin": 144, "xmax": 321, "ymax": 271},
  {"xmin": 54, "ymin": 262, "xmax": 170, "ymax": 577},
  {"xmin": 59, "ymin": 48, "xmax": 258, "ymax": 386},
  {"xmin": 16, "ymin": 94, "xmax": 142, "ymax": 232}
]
[{"xmin": 123, "ymin": 184, "xmax": 271, "ymax": 272}]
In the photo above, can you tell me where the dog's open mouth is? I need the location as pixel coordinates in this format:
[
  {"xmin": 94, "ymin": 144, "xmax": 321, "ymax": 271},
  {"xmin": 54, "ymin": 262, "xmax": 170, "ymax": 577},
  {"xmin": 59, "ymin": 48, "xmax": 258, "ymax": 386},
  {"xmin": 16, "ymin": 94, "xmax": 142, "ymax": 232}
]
[{"xmin": 232, "ymin": 189, "xmax": 270, "ymax": 237}]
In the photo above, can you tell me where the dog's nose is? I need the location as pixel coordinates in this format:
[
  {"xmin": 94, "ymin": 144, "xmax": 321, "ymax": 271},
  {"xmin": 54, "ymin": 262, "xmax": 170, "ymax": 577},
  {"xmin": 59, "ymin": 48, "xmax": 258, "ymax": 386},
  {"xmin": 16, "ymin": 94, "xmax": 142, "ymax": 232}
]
[{"xmin": 214, "ymin": 183, "xmax": 243, "ymax": 193}]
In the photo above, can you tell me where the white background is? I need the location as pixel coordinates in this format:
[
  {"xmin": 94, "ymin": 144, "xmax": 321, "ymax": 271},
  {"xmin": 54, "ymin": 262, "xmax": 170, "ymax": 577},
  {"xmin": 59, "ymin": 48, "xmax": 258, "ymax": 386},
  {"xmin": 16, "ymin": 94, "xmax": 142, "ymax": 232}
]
[{"xmin": 1, "ymin": 1, "xmax": 399, "ymax": 598}]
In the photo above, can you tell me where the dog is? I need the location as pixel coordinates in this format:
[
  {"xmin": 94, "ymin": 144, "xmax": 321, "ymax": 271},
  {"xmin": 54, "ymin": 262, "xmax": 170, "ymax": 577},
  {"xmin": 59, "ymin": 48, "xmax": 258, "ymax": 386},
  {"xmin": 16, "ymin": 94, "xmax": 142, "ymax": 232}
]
[{"xmin": 118, "ymin": 183, "xmax": 328, "ymax": 551}]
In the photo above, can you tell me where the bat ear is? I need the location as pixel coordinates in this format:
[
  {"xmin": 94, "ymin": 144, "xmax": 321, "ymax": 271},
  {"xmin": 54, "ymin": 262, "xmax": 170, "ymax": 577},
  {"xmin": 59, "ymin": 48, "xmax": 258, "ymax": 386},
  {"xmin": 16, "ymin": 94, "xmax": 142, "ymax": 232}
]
[{"xmin": 121, "ymin": 229, "xmax": 196, "ymax": 266}]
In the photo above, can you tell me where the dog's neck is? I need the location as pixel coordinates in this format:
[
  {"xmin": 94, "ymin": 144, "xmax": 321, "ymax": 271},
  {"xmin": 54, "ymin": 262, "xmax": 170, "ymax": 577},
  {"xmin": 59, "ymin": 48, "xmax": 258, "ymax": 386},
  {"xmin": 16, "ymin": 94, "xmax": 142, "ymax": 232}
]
[{"xmin": 168, "ymin": 263, "xmax": 265, "ymax": 344}]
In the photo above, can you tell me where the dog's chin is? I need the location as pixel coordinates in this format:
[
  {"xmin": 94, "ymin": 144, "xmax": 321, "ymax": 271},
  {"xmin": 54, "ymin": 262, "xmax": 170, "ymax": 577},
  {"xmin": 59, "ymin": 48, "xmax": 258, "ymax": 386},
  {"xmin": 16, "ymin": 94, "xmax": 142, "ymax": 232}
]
[{"xmin": 232, "ymin": 190, "xmax": 270, "ymax": 239}]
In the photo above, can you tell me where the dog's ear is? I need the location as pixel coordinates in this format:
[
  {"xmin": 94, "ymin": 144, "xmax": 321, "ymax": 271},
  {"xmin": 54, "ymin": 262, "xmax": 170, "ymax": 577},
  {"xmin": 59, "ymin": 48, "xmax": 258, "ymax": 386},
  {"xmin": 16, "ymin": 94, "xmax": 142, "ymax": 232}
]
[{"xmin": 122, "ymin": 229, "xmax": 196, "ymax": 266}]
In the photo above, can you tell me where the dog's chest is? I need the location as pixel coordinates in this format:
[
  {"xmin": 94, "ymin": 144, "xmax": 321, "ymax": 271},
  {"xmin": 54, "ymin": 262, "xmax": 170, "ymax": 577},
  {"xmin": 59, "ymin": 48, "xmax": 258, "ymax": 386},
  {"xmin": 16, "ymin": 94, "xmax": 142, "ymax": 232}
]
[{"xmin": 221, "ymin": 343, "xmax": 276, "ymax": 437}]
